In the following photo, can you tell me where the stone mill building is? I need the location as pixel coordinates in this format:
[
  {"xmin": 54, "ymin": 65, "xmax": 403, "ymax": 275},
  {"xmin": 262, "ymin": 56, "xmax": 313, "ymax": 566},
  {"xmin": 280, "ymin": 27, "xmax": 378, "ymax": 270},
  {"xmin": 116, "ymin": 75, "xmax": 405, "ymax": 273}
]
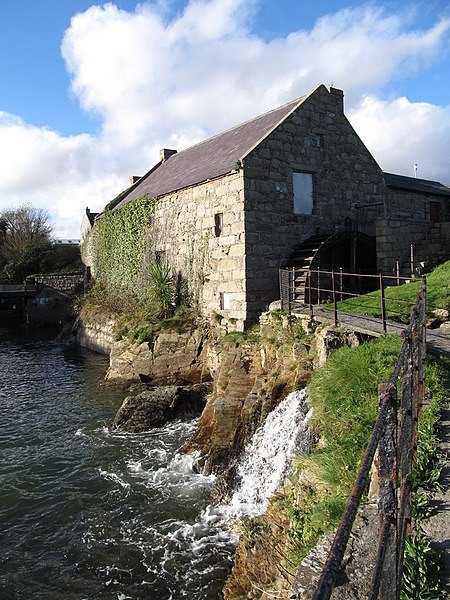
[{"xmin": 84, "ymin": 84, "xmax": 450, "ymax": 330}]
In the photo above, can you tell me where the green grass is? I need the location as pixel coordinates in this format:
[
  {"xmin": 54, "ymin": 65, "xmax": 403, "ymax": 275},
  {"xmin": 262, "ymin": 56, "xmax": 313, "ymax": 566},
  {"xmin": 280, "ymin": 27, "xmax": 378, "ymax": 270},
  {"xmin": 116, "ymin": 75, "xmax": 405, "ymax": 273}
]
[
  {"xmin": 285, "ymin": 336, "xmax": 401, "ymax": 561},
  {"xmin": 286, "ymin": 339, "xmax": 449, "ymax": 580},
  {"xmin": 330, "ymin": 259, "xmax": 450, "ymax": 323},
  {"xmin": 305, "ymin": 335, "xmax": 400, "ymax": 489}
]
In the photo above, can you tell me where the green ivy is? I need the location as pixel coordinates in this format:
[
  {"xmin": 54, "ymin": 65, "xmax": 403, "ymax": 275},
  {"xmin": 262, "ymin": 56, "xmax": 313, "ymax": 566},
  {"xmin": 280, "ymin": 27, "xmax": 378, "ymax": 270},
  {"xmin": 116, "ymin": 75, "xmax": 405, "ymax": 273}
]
[{"xmin": 94, "ymin": 195, "xmax": 157, "ymax": 295}]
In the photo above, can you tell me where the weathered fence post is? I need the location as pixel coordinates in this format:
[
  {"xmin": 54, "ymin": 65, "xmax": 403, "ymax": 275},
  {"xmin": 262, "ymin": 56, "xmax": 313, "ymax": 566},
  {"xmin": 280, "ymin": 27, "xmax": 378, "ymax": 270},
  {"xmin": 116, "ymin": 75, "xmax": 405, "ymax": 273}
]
[
  {"xmin": 317, "ymin": 266, "xmax": 321, "ymax": 304},
  {"xmin": 379, "ymin": 274, "xmax": 387, "ymax": 333},
  {"xmin": 377, "ymin": 381, "xmax": 398, "ymax": 599},
  {"xmin": 332, "ymin": 270, "xmax": 338, "ymax": 326}
]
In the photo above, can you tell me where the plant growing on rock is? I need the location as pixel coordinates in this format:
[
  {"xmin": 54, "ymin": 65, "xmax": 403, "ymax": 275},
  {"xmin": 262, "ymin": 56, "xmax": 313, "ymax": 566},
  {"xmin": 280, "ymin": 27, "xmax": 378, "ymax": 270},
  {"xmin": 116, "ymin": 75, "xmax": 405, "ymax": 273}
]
[{"xmin": 146, "ymin": 261, "xmax": 175, "ymax": 317}]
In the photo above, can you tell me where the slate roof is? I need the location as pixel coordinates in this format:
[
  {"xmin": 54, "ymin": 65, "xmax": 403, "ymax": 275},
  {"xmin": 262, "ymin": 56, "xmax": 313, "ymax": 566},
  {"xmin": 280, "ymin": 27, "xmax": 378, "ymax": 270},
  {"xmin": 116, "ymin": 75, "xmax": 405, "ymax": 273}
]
[
  {"xmin": 113, "ymin": 95, "xmax": 306, "ymax": 210},
  {"xmin": 384, "ymin": 173, "xmax": 450, "ymax": 197}
]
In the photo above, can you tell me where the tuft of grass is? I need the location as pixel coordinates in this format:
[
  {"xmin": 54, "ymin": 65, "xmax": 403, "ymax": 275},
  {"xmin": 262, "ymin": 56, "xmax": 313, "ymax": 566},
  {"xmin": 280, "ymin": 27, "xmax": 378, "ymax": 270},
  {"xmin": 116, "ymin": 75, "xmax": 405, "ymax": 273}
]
[
  {"xmin": 220, "ymin": 328, "xmax": 261, "ymax": 348},
  {"xmin": 401, "ymin": 533, "xmax": 445, "ymax": 600}
]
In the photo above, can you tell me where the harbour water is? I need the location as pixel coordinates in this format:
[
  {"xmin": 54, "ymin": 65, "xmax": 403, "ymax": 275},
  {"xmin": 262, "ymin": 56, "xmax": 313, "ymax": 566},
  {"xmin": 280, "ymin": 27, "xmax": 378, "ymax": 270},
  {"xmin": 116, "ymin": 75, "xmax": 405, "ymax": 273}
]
[
  {"xmin": 0, "ymin": 327, "xmax": 235, "ymax": 600},
  {"xmin": 0, "ymin": 326, "xmax": 311, "ymax": 599}
]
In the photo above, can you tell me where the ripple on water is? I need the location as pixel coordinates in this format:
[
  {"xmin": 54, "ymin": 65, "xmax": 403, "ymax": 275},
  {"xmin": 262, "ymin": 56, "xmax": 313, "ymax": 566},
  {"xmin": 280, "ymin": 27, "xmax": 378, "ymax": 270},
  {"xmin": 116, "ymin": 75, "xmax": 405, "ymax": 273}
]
[{"xmin": 0, "ymin": 330, "xmax": 237, "ymax": 599}]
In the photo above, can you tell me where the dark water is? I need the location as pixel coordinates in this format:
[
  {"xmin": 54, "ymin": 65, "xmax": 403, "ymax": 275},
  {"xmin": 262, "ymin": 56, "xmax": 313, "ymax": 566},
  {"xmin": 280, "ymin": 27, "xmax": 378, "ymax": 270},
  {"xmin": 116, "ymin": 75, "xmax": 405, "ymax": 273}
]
[{"xmin": 0, "ymin": 327, "xmax": 236, "ymax": 599}]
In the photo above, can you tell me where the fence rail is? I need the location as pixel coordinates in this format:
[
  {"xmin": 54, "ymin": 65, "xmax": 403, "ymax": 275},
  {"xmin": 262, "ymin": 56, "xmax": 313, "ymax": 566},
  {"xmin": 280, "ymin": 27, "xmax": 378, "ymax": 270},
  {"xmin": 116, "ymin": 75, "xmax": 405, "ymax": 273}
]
[
  {"xmin": 279, "ymin": 268, "xmax": 414, "ymax": 333},
  {"xmin": 309, "ymin": 277, "xmax": 426, "ymax": 600}
]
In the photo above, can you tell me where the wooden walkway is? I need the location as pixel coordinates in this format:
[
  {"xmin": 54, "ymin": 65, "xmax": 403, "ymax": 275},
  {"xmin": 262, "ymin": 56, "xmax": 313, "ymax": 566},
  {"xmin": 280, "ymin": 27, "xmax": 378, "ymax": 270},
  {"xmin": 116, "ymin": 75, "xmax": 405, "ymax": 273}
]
[{"xmin": 294, "ymin": 305, "xmax": 450, "ymax": 358}]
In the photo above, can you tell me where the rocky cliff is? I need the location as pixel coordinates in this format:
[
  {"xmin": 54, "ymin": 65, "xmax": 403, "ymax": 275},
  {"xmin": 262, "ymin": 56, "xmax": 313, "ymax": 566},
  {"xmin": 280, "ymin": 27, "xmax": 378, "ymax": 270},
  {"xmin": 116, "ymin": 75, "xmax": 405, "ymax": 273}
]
[{"xmin": 76, "ymin": 308, "xmax": 362, "ymax": 599}]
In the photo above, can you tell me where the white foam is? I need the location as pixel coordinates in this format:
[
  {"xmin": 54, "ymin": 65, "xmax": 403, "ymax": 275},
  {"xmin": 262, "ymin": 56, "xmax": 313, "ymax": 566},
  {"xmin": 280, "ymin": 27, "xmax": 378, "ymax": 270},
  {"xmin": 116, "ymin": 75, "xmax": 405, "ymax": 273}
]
[{"xmin": 228, "ymin": 389, "xmax": 310, "ymax": 519}]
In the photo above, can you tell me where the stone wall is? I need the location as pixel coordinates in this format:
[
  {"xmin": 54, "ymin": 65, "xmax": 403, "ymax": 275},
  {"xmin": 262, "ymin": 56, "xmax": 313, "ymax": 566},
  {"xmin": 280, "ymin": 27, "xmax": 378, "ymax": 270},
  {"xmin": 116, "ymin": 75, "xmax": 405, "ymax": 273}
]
[
  {"xmin": 387, "ymin": 188, "xmax": 450, "ymax": 222},
  {"xmin": 143, "ymin": 171, "xmax": 247, "ymax": 329},
  {"xmin": 75, "ymin": 309, "xmax": 116, "ymax": 355},
  {"xmin": 376, "ymin": 218, "xmax": 450, "ymax": 275},
  {"xmin": 82, "ymin": 85, "xmax": 449, "ymax": 329},
  {"xmin": 243, "ymin": 85, "xmax": 387, "ymax": 322},
  {"xmin": 35, "ymin": 274, "xmax": 84, "ymax": 296}
]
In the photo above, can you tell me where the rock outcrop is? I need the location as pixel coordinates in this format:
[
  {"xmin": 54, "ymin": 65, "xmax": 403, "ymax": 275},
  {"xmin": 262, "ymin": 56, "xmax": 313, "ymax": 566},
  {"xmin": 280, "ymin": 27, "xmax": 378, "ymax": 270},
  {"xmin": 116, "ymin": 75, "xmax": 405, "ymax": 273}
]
[
  {"xmin": 110, "ymin": 384, "xmax": 209, "ymax": 432},
  {"xmin": 182, "ymin": 318, "xmax": 315, "ymax": 500},
  {"xmin": 106, "ymin": 330, "xmax": 210, "ymax": 385}
]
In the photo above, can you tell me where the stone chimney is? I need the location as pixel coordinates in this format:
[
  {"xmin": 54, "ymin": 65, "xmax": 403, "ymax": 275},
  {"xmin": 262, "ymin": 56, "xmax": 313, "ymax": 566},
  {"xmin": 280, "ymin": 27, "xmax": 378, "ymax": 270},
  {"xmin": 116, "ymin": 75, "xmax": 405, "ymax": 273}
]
[
  {"xmin": 329, "ymin": 87, "xmax": 344, "ymax": 113},
  {"xmin": 160, "ymin": 148, "xmax": 177, "ymax": 162},
  {"xmin": 129, "ymin": 176, "xmax": 141, "ymax": 186}
]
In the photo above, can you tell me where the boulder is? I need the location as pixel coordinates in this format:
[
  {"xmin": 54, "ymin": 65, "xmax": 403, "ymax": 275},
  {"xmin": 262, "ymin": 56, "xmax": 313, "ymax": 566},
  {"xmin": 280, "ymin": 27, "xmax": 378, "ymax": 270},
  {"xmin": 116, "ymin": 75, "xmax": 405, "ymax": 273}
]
[
  {"xmin": 315, "ymin": 325, "xmax": 359, "ymax": 367},
  {"xmin": 110, "ymin": 384, "xmax": 208, "ymax": 433}
]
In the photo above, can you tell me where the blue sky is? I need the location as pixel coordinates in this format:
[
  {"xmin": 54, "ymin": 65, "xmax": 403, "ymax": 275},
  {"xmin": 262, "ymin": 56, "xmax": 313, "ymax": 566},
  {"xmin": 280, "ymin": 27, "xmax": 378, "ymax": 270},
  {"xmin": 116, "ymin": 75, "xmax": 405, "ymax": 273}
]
[{"xmin": 1, "ymin": 0, "xmax": 449, "ymax": 237}]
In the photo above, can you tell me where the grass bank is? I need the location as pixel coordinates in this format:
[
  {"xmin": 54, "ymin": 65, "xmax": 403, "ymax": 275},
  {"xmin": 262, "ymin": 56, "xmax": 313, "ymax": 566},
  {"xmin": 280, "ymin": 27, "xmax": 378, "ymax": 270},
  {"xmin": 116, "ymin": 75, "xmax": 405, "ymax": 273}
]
[
  {"xmin": 331, "ymin": 259, "xmax": 450, "ymax": 323},
  {"xmin": 237, "ymin": 333, "xmax": 447, "ymax": 598}
]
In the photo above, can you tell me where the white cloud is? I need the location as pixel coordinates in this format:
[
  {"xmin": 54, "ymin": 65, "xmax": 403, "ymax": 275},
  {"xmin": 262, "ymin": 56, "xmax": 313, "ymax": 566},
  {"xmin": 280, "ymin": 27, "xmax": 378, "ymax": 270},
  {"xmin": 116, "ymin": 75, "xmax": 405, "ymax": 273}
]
[
  {"xmin": 61, "ymin": 1, "xmax": 450, "ymax": 147},
  {"xmin": 349, "ymin": 95, "xmax": 450, "ymax": 182},
  {"xmin": 1, "ymin": 0, "xmax": 450, "ymax": 237}
]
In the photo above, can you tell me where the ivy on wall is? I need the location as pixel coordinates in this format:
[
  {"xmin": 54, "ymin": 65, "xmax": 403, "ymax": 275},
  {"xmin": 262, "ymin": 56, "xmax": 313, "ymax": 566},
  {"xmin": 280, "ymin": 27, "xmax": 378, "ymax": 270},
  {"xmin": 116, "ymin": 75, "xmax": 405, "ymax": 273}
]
[{"xmin": 94, "ymin": 195, "xmax": 157, "ymax": 296}]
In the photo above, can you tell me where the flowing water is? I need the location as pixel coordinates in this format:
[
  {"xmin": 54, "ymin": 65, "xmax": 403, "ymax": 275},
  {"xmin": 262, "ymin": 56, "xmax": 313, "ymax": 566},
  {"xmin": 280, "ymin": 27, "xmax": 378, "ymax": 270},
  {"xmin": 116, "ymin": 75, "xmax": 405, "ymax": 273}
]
[
  {"xmin": 229, "ymin": 390, "xmax": 311, "ymax": 519},
  {"xmin": 0, "ymin": 326, "xmax": 311, "ymax": 600}
]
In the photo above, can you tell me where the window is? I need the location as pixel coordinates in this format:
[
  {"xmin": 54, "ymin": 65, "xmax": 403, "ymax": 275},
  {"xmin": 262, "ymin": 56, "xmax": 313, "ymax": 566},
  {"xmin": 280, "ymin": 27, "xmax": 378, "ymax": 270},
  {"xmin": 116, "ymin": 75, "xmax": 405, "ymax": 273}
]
[
  {"xmin": 155, "ymin": 250, "xmax": 166, "ymax": 264},
  {"xmin": 220, "ymin": 292, "xmax": 231, "ymax": 310},
  {"xmin": 214, "ymin": 213, "xmax": 224, "ymax": 237},
  {"xmin": 430, "ymin": 202, "xmax": 442, "ymax": 223},
  {"xmin": 293, "ymin": 172, "xmax": 313, "ymax": 214}
]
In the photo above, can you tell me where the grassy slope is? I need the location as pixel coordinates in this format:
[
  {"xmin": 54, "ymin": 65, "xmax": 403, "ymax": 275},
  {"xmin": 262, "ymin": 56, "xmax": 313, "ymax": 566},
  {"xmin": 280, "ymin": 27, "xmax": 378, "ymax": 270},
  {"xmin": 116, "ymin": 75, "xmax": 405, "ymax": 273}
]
[
  {"xmin": 287, "ymin": 339, "xmax": 449, "ymax": 597},
  {"xmin": 331, "ymin": 259, "xmax": 450, "ymax": 322}
]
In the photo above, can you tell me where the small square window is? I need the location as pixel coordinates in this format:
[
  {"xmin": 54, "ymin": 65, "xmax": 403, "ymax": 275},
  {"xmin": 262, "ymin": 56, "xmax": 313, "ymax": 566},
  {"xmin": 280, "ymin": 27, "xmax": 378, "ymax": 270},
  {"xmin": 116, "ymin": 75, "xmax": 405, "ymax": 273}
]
[
  {"xmin": 214, "ymin": 213, "xmax": 224, "ymax": 237},
  {"xmin": 293, "ymin": 172, "xmax": 313, "ymax": 214},
  {"xmin": 155, "ymin": 250, "xmax": 166, "ymax": 264}
]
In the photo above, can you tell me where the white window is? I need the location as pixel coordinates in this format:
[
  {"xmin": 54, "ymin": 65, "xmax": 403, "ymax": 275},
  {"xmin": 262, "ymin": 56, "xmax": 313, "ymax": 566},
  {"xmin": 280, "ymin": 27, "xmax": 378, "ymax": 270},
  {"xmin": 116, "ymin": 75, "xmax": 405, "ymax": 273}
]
[
  {"xmin": 220, "ymin": 292, "xmax": 231, "ymax": 310},
  {"xmin": 293, "ymin": 172, "xmax": 313, "ymax": 214}
]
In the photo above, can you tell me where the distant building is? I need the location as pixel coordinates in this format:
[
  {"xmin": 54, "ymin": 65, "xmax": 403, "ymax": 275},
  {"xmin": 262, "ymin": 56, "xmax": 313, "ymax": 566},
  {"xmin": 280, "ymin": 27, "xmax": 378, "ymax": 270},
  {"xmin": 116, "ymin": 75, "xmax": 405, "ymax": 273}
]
[
  {"xmin": 80, "ymin": 207, "xmax": 99, "ymax": 241},
  {"xmin": 54, "ymin": 238, "xmax": 81, "ymax": 245}
]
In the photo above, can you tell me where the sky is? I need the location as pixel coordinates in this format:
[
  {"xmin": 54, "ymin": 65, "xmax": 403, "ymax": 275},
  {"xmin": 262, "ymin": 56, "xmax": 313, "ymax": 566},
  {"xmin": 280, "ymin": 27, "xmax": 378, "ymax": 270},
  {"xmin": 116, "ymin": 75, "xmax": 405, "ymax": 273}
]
[{"xmin": 0, "ymin": 0, "xmax": 450, "ymax": 239}]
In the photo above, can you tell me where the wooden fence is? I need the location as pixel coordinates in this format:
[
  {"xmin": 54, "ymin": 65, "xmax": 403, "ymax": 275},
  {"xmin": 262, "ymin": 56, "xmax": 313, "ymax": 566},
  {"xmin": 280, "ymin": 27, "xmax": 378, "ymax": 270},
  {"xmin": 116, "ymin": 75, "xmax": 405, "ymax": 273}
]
[{"xmin": 308, "ymin": 277, "xmax": 426, "ymax": 599}]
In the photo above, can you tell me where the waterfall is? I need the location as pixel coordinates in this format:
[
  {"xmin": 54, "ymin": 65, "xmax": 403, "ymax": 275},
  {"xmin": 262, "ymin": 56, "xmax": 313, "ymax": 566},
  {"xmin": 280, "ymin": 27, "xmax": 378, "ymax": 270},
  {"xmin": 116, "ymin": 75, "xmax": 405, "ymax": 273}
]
[{"xmin": 228, "ymin": 389, "xmax": 311, "ymax": 519}]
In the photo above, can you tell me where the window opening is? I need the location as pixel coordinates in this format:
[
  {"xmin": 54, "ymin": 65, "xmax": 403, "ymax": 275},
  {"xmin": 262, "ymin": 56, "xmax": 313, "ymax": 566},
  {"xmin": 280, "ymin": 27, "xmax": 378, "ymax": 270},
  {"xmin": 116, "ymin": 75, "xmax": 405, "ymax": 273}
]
[
  {"xmin": 155, "ymin": 251, "xmax": 166, "ymax": 264},
  {"xmin": 293, "ymin": 172, "xmax": 313, "ymax": 214},
  {"xmin": 214, "ymin": 213, "xmax": 224, "ymax": 237},
  {"xmin": 430, "ymin": 202, "xmax": 442, "ymax": 223},
  {"xmin": 220, "ymin": 292, "xmax": 231, "ymax": 310}
]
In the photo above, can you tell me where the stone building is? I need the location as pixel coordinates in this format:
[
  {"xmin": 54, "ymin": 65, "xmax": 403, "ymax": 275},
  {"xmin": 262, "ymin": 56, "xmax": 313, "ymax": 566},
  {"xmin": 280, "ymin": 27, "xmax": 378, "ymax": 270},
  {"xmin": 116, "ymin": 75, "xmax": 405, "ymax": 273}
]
[{"xmin": 84, "ymin": 84, "xmax": 450, "ymax": 330}]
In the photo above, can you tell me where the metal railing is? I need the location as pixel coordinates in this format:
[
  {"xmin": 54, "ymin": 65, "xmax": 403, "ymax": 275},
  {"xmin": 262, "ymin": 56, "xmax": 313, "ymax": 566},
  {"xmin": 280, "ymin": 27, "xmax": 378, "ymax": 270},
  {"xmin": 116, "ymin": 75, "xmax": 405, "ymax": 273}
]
[
  {"xmin": 309, "ymin": 278, "xmax": 426, "ymax": 600},
  {"xmin": 279, "ymin": 268, "xmax": 414, "ymax": 333}
]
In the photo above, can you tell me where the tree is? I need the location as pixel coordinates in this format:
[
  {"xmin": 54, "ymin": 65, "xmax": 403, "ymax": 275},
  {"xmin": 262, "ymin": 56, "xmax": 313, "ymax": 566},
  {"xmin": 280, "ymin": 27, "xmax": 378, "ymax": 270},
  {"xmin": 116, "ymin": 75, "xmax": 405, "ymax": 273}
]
[{"xmin": 0, "ymin": 204, "xmax": 53, "ymax": 280}]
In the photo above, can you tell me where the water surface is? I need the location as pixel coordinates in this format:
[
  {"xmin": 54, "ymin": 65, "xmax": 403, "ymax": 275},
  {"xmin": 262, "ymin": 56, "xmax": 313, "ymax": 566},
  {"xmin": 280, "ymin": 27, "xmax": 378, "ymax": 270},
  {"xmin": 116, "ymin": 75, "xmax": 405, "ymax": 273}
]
[{"xmin": 0, "ymin": 327, "xmax": 235, "ymax": 599}]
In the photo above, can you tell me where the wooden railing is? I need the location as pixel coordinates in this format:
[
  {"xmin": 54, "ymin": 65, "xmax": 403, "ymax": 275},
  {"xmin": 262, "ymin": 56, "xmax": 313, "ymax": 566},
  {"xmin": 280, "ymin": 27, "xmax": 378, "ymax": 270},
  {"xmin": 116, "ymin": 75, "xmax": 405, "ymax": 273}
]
[
  {"xmin": 309, "ymin": 278, "xmax": 426, "ymax": 600},
  {"xmin": 279, "ymin": 268, "xmax": 414, "ymax": 332}
]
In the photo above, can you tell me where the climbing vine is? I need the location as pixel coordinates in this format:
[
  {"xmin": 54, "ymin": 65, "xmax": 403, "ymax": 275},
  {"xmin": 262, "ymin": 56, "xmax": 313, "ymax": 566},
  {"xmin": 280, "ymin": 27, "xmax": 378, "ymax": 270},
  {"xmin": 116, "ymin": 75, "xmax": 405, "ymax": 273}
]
[{"xmin": 94, "ymin": 195, "xmax": 157, "ymax": 295}]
